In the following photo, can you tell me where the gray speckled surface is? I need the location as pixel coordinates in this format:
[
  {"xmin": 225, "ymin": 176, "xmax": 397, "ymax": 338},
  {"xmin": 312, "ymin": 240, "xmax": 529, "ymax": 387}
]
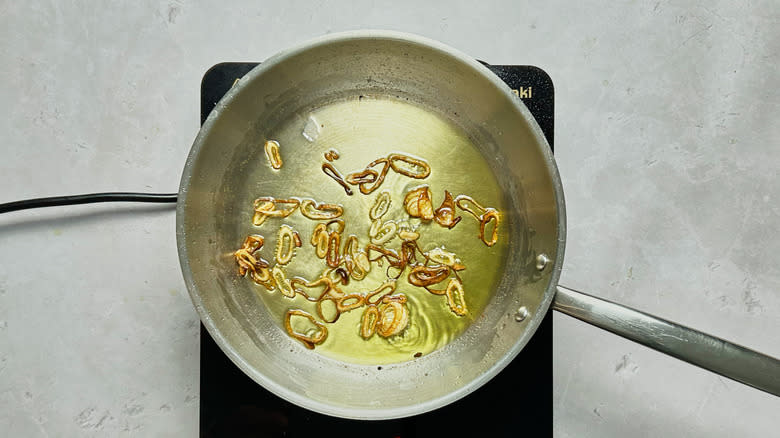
[{"xmin": 0, "ymin": 1, "xmax": 778, "ymax": 436}]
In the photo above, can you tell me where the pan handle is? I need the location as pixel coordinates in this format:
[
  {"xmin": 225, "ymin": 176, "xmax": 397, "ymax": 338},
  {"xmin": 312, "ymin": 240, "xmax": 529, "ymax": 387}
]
[{"xmin": 553, "ymin": 285, "xmax": 780, "ymax": 397}]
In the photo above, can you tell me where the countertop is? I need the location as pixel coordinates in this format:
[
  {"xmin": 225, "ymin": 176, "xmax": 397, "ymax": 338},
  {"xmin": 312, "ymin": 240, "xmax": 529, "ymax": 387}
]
[{"xmin": 1, "ymin": 1, "xmax": 778, "ymax": 436}]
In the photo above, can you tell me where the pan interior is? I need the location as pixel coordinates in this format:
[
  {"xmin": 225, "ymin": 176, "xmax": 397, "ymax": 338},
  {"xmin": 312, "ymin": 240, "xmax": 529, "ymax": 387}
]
[
  {"xmin": 245, "ymin": 94, "xmax": 509, "ymax": 365},
  {"xmin": 178, "ymin": 31, "xmax": 563, "ymax": 419}
]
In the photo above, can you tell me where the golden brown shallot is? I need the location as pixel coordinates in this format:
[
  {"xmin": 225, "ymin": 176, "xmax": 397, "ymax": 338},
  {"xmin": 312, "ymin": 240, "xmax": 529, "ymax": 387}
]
[{"xmin": 285, "ymin": 310, "xmax": 327, "ymax": 349}]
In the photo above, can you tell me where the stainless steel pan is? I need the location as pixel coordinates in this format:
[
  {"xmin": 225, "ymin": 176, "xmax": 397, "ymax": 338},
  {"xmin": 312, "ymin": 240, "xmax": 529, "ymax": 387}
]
[{"xmin": 177, "ymin": 30, "xmax": 779, "ymax": 419}]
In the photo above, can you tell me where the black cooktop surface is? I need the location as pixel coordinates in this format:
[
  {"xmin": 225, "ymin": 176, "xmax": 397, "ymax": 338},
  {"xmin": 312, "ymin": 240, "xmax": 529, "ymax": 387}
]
[{"xmin": 199, "ymin": 62, "xmax": 554, "ymax": 438}]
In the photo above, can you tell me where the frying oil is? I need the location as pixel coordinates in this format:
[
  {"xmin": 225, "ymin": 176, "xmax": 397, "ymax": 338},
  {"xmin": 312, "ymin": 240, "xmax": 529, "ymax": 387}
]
[{"xmin": 246, "ymin": 95, "xmax": 508, "ymax": 365}]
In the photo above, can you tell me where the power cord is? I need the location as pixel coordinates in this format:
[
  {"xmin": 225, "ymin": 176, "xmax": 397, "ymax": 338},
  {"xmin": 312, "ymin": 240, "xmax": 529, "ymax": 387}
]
[{"xmin": 0, "ymin": 192, "xmax": 178, "ymax": 214}]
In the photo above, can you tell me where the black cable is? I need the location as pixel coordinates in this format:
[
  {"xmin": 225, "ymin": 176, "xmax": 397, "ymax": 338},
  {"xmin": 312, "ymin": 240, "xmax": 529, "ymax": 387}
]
[{"xmin": 0, "ymin": 192, "xmax": 178, "ymax": 214}]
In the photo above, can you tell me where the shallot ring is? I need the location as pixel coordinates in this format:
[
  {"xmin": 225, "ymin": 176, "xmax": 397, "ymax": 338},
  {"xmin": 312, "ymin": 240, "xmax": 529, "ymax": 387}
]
[
  {"xmin": 336, "ymin": 293, "xmax": 366, "ymax": 313},
  {"xmin": 316, "ymin": 294, "xmax": 341, "ymax": 324},
  {"xmin": 234, "ymin": 235, "xmax": 270, "ymax": 278},
  {"xmin": 382, "ymin": 293, "xmax": 408, "ymax": 304},
  {"xmin": 311, "ymin": 223, "xmax": 329, "ymax": 258},
  {"xmin": 397, "ymin": 229, "xmax": 420, "ymax": 241},
  {"xmin": 252, "ymin": 197, "xmax": 300, "ymax": 225},
  {"xmin": 289, "ymin": 277, "xmax": 319, "ymax": 302},
  {"xmin": 408, "ymin": 264, "xmax": 450, "ymax": 287},
  {"xmin": 425, "ymin": 247, "xmax": 457, "ymax": 267},
  {"xmin": 264, "ymin": 140, "xmax": 283, "ymax": 170},
  {"xmin": 284, "ymin": 310, "xmax": 327, "ymax": 349},
  {"xmin": 291, "ymin": 276, "xmax": 340, "ymax": 302},
  {"xmin": 345, "ymin": 168, "xmax": 377, "ymax": 185},
  {"xmin": 388, "ymin": 153, "xmax": 431, "ymax": 179},
  {"xmin": 360, "ymin": 305, "xmax": 379, "ymax": 339},
  {"xmin": 445, "ymin": 278, "xmax": 468, "ymax": 316},
  {"xmin": 249, "ymin": 266, "xmax": 275, "ymax": 290},
  {"xmin": 275, "ymin": 225, "xmax": 296, "ymax": 265},
  {"xmin": 376, "ymin": 301, "xmax": 410, "ymax": 337},
  {"xmin": 271, "ymin": 265, "xmax": 295, "ymax": 298},
  {"xmin": 369, "ymin": 190, "xmax": 392, "ymax": 220},
  {"xmin": 366, "ymin": 280, "xmax": 397, "ymax": 305},
  {"xmin": 324, "ymin": 149, "xmax": 340, "ymax": 161},
  {"xmin": 300, "ymin": 198, "xmax": 343, "ymax": 220},
  {"xmin": 370, "ymin": 220, "xmax": 397, "ymax": 245},
  {"xmin": 242, "ymin": 235, "xmax": 264, "ymax": 251},
  {"xmin": 479, "ymin": 209, "xmax": 500, "ymax": 247},
  {"xmin": 342, "ymin": 235, "xmax": 368, "ymax": 281},
  {"xmin": 350, "ymin": 158, "xmax": 391, "ymax": 194},
  {"xmin": 326, "ymin": 231, "xmax": 341, "ymax": 268},
  {"xmin": 453, "ymin": 194, "xmax": 486, "ymax": 221}
]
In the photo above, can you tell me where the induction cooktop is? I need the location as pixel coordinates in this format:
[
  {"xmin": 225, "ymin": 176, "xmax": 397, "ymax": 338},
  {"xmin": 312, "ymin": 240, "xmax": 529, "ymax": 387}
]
[{"xmin": 199, "ymin": 62, "xmax": 554, "ymax": 438}]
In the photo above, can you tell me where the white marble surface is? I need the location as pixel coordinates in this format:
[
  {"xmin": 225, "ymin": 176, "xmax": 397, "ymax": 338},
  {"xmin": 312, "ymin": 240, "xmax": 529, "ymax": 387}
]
[{"xmin": 1, "ymin": 1, "xmax": 778, "ymax": 436}]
